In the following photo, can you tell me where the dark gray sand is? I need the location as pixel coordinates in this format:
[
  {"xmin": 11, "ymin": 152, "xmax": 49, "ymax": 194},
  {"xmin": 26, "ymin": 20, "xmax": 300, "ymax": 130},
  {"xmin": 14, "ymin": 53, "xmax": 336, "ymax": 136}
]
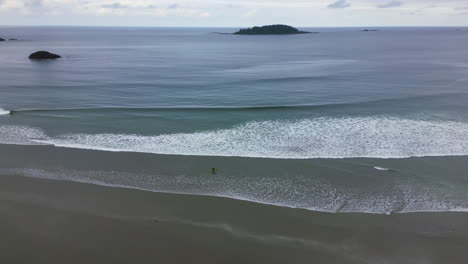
[{"xmin": 1, "ymin": 174, "xmax": 467, "ymax": 264}]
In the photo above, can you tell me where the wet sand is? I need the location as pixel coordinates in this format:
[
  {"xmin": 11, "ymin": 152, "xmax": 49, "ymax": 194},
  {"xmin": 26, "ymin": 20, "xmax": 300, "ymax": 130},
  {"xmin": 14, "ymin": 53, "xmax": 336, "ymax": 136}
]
[
  {"xmin": 1, "ymin": 144, "xmax": 468, "ymax": 214},
  {"xmin": 1, "ymin": 174, "xmax": 468, "ymax": 264}
]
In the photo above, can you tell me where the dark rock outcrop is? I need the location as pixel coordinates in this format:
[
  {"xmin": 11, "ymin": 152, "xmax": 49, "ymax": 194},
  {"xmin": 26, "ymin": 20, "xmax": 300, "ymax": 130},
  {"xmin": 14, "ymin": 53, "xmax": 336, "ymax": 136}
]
[
  {"xmin": 234, "ymin": 25, "xmax": 310, "ymax": 35},
  {"xmin": 29, "ymin": 51, "xmax": 62, "ymax": 60},
  {"xmin": 0, "ymin": 38, "xmax": 5, "ymax": 42}
]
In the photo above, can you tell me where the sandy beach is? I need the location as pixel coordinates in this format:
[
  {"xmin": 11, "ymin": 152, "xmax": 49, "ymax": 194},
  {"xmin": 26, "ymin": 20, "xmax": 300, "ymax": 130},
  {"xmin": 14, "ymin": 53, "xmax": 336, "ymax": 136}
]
[{"xmin": 1, "ymin": 173, "xmax": 467, "ymax": 264}]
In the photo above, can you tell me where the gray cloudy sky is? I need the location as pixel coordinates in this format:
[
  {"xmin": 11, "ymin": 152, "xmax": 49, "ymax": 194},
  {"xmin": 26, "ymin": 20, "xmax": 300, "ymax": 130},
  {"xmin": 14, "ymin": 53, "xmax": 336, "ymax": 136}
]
[{"xmin": 0, "ymin": 0, "xmax": 467, "ymax": 26}]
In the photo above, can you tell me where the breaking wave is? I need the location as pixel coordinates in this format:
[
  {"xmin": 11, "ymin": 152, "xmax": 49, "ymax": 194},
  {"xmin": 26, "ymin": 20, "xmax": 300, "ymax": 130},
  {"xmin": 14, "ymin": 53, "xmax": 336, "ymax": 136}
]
[
  {"xmin": 0, "ymin": 125, "xmax": 47, "ymax": 145},
  {"xmin": 22, "ymin": 116, "xmax": 468, "ymax": 159},
  {"xmin": 0, "ymin": 108, "xmax": 10, "ymax": 116}
]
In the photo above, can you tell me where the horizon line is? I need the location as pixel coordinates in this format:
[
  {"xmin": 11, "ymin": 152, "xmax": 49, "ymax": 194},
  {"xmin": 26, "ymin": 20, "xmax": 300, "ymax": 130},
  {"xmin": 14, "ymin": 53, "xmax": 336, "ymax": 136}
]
[{"xmin": 1, "ymin": 24, "xmax": 468, "ymax": 28}]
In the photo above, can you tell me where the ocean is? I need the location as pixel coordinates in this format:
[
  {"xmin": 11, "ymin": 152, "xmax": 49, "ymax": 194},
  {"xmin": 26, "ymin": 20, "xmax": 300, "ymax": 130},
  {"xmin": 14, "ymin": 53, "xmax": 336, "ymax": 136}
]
[{"xmin": 0, "ymin": 26, "xmax": 467, "ymax": 214}]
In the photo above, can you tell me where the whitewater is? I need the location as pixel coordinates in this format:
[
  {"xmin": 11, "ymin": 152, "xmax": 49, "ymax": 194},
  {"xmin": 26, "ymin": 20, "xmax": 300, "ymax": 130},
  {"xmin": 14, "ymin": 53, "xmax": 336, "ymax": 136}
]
[{"xmin": 0, "ymin": 115, "xmax": 466, "ymax": 159}]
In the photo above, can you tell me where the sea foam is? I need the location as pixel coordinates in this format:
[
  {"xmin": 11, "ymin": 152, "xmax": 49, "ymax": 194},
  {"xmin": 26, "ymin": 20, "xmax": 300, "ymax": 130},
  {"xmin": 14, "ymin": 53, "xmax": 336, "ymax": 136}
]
[
  {"xmin": 32, "ymin": 116, "xmax": 468, "ymax": 159},
  {"xmin": 0, "ymin": 125, "xmax": 47, "ymax": 145},
  {"xmin": 2, "ymin": 167, "xmax": 466, "ymax": 215},
  {"xmin": 0, "ymin": 108, "xmax": 10, "ymax": 116},
  {"xmin": 374, "ymin": 167, "xmax": 391, "ymax": 171}
]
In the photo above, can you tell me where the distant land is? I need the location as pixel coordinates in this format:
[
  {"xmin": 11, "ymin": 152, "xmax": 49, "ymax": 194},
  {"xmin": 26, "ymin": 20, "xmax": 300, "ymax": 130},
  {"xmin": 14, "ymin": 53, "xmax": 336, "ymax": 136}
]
[
  {"xmin": 234, "ymin": 25, "xmax": 312, "ymax": 35},
  {"xmin": 29, "ymin": 51, "xmax": 62, "ymax": 60}
]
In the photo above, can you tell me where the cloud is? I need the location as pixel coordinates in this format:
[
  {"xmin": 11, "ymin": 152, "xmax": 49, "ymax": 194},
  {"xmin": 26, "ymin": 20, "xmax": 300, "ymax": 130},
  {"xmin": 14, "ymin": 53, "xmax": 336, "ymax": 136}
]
[
  {"xmin": 1, "ymin": 0, "xmax": 468, "ymax": 27},
  {"xmin": 409, "ymin": 4, "xmax": 436, "ymax": 15},
  {"xmin": 168, "ymin": 3, "xmax": 179, "ymax": 9},
  {"xmin": 101, "ymin": 2, "xmax": 127, "ymax": 9},
  {"xmin": 24, "ymin": 0, "xmax": 43, "ymax": 9},
  {"xmin": 378, "ymin": 1, "xmax": 403, "ymax": 8},
  {"xmin": 328, "ymin": 0, "xmax": 350, "ymax": 9}
]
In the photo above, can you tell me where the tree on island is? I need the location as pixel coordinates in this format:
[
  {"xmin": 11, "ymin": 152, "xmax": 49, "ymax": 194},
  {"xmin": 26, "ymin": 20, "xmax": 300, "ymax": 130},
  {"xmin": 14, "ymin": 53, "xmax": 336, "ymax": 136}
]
[{"xmin": 234, "ymin": 25, "xmax": 311, "ymax": 35}]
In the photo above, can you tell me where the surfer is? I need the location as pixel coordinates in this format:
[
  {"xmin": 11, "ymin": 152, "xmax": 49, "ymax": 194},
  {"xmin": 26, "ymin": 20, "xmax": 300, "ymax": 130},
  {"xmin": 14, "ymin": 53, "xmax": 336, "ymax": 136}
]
[{"xmin": 211, "ymin": 168, "xmax": 217, "ymax": 176}]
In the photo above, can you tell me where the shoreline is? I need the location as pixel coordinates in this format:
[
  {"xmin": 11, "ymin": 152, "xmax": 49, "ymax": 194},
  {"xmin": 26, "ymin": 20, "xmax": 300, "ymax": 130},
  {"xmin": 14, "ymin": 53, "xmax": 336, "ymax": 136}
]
[
  {"xmin": 1, "ymin": 143, "xmax": 467, "ymax": 214},
  {"xmin": 1, "ymin": 173, "xmax": 468, "ymax": 263},
  {"xmin": 5, "ymin": 170, "xmax": 468, "ymax": 215}
]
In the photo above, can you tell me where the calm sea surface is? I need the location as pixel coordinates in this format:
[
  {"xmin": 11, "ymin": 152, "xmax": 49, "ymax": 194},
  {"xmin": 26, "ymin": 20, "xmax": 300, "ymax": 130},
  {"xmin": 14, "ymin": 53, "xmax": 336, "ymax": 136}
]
[{"xmin": 0, "ymin": 27, "xmax": 467, "ymax": 213}]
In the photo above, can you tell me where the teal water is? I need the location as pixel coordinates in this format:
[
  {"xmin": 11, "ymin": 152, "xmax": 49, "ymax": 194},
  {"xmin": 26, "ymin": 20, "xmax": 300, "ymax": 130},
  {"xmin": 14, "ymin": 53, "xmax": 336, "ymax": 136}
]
[{"xmin": 0, "ymin": 27, "xmax": 467, "ymax": 213}]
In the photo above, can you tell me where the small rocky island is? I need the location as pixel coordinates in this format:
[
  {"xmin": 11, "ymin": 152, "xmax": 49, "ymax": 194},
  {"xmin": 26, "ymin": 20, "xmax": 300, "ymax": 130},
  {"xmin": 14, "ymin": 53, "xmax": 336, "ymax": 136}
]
[
  {"xmin": 1, "ymin": 38, "xmax": 19, "ymax": 41},
  {"xmin": 29, "ymin": 51, "xmax": 62, "ymax": 60},
  {"xmin": 234, "ymin": 25, "xmax": 311, "ymax": 35}
]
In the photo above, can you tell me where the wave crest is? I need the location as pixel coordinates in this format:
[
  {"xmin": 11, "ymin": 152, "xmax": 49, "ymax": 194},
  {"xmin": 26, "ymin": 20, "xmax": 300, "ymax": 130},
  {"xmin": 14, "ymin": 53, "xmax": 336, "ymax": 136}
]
[
  {"xmin": 0, "ymin": 108, "xmax": 10, "ymax": 116},
  {"xmin": 9, "ymin": 92, "xmax": 468, "ymax": 116}
]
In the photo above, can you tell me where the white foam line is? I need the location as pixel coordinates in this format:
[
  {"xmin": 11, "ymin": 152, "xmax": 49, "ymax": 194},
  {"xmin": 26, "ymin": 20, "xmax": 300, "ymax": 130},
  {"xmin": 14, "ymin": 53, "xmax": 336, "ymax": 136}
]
[
  {"xmin": 0, "ymin": 108, "xmax": 10, "ymax": 116},
  {"xmin": 2, "ymin": 116, "xmax": 468, "ymax": 159},
  {"xmin": 4, "ymin": 170, "xmax": 468, "ymax": 215},
  {"xmin": 0, "ymin": 168, "xmax": 333, "ymax": 213},
  {"xmin": 374, "ymin": 166, "xmax": 390, "ymax": 171},
  {"xmin": 34, "ymin": 116, "xmax": 468, "ymax": 159}
]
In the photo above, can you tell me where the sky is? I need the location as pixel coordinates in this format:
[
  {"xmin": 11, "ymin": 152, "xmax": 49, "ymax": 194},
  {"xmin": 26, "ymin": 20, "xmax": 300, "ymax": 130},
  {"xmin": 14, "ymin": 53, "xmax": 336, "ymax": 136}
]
[{"xmin": 0, "ymin": 0, "xmax": 468, "ymax": 27}]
